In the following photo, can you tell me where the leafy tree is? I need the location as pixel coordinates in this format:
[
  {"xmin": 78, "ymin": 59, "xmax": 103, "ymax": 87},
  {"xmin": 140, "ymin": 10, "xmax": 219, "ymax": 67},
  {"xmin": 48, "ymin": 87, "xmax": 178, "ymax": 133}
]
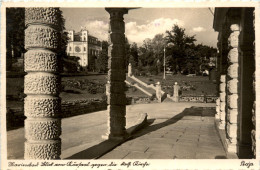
[
  {"xmin": 138, "ymin": 38, "xmax": 154, "ymax": 67},
  {"xmin": 57, "ymin": 9, "xmax": 69, "ymax": 73},
  {"xmin": 130, "ymin": 42, "xmax": 139, "ymax": 64},
  {"xmin": 151, "ymin": 34, "xmax": 166, "ymax": 73},
  {"xmin": 165, "ymin": 24, "xmax": 196, "ymax": 72},
  {"xmin": 125, "ymin": 38, "xmax": 131, "ymax": 70},
  {"xmin": 6, "ymin": 8, "xmax": 25, "ymax": 71},
  {"xmin": 63, "ymin": 56, "xmax": 80, "ymax": 73},
  {"xmin": 96, "ymin": 41, "xmax": 109, "ymax": 73}
]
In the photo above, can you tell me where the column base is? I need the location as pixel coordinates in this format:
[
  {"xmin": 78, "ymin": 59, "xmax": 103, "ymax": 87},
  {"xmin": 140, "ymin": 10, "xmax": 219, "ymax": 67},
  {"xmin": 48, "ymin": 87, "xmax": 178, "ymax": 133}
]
[{"xmin": 102, "ymin": 133, "xmax": 129, "ymax": 141}]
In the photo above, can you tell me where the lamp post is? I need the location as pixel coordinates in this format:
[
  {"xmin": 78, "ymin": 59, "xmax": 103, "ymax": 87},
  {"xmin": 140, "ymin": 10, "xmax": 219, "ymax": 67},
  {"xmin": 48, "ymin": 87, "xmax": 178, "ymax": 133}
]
[{"xmin": 163, "ymin": 46, "xmax": 166, "ymax": 80}]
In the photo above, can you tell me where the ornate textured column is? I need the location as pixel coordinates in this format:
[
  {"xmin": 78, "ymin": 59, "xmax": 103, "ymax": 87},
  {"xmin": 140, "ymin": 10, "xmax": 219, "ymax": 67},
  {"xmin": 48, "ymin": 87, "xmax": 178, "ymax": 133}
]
[
  {"xmin": 103, "ymin": 8, "xmax": 128, "ymax": 140},
  {"xmin": 226, "ymin": 15, "xmax": 240, "ymax": 153},
  {"xmin": 24, "ymin": 8, "xmax": 62, "ymax": 159},
  {"xmin": 219, "ymin": 75, "xmax": 226, "ymax": 129},
  {"xmin": 217, "ymin": 21, "xmax": 229, "ymax": 130}
]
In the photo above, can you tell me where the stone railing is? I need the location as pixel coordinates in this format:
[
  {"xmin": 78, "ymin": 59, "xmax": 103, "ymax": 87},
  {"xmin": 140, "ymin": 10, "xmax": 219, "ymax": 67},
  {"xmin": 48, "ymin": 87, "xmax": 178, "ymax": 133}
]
[
  {"xmin": 61, "ymin": 99, "xmax": 107, "ymax": 118},
  {"xmin": 127, "ymin": 96, "xmax": 157, "ymax": 104},
  {"xmin": 179, "ymin": 95, "xmax": 217, "ymax": 103},
  {"xmin": 7, "ymin": 99, "xmax": 107, "ymax": 130}
]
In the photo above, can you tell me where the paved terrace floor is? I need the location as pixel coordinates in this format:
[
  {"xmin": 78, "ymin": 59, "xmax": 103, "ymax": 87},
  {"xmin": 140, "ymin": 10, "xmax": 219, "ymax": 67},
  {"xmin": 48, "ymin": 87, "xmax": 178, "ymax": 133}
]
[{"xmin": 7, "ymin": 102, "xmax": 226, "ymax": 159}]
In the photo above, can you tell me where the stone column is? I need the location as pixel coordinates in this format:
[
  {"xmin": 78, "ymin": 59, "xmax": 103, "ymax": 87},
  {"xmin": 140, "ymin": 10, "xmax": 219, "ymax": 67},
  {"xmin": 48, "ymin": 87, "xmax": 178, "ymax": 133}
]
[
  {"xmin": 24, "ymin": 8, "xmax": 62, "ymax": 159},
  {"xmin": 128, "ymin": 63, "xmax": 132, "ymax": 77},
  {"xmin": 103, "ymin": 8, "xmax": 128, "ymax": 140},
  {"xmin": 219, "ymin": 75, "xmax": 226, "ymax": 129},
  {"xmin": 173, "ymin": 82, "xmax": 179, "ymax": 102},
  {"xmin": 226, "ymin": 18, "xmax": 240, "ymax": 153},
  {"xmin": 156, "ymin": 82, "xmax": 162, "ymax": 103}
]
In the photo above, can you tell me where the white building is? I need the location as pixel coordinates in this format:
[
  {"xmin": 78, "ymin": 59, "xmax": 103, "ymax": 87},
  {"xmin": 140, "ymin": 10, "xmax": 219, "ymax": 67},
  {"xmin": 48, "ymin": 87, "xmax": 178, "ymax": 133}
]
[{"xmin": 66, "ymin": 28, "xmax": 102, "ymax": 70}]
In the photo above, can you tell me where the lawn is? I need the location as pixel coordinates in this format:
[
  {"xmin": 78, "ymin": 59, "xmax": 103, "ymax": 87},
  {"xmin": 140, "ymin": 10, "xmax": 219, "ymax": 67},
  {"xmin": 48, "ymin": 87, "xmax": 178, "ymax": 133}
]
[
  {"xmin": 6, "ymin": 73, "xmax": 217, "ymax": 110},
  {"xmin": 135, "ymin": 73, "xmax": 217, "ymax": 96},
  {"xmin": 6, "ymin": 74, "xmax": 149, "ymax": 109}
]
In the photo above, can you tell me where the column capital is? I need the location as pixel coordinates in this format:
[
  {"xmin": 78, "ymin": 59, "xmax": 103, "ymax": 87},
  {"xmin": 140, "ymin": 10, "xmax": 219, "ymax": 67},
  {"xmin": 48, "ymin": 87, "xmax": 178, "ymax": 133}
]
[{"xmin": 105, "ymin": 8, "xmax": 129, "ymax": 16}]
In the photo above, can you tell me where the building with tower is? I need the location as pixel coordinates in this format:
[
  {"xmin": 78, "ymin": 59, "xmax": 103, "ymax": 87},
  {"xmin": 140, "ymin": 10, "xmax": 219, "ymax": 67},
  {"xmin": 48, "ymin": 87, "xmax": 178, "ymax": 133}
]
[{"xmin": 66, "ymin": 27, "xmax": 102, "ymax": 71}]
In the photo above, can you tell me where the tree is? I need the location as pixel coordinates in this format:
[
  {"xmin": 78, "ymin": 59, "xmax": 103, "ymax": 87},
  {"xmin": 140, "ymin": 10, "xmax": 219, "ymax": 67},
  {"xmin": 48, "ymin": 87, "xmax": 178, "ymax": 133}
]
[
  {"xmin": 63, "ymin": 56, "xmax": 80, "ymax": 73},
  {"xmin": 151, "ymin": 34, "xmax": 166, "ymax": 73},
  {"xmin": 6, "ymin": 8, "xmax": 25, "ymax": 71},
  {"xmin": 138, "ymin": 38, "xmax": 154, "ymax": 67},
  {"xmin": 96, "ymin": 41, "xmax": 109, "ymax": 73},
  {"xmin": 165, "ymin": 24, "xmax": 197, "ymax": 72},
  {"xmin": 125, "ymin": 38, "xmax": 131, "ymax": 70}
]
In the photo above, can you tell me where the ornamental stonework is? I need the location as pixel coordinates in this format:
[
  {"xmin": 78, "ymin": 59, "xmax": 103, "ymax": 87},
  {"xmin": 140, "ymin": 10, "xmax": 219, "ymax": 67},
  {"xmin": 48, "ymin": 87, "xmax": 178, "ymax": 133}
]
[
  {"xmin": 227, "ymin": 108, "xmax": 238, "ymax": 123},
  {"xmin": 227, "ymin": 124, "xmax": 238, "ymax": 139},
  {"xmin": 25, "ymin": 119, "xmax": 61, "ymax": 140},
  {"xmin": 107, "ymin": 105, "xmax": 126, "ymax": 117},
  {"xmin": 220, "ymin": 83, "xmax": 226, "ymax": 92},
  {"xmin": 106, "ymin": 82, "xmax": 126, "ymax": 93},
  {"xmin": 227, "ymin": 79, "xmax": 238, "ymax": 94},
  {"xmin": 109, "ymin": 117, "xmax": 126, "ymax": 128},
  {"xmin": 110, "ymin": 21, "xmax": 125, "ymax": 33},
  {"xmin": 110, "ymin": 33, "xmax": 125, "ymax": 44},
  {"xmin": 230, "ymin": 24, "xmax": 240, "ymax": 31},
  {"xmin": 227, "ymin": 94, "xmax": 238, "ymax": 109},
  {"xmin": 227, "ymin": 63, "xmax": 239, "ymax": 78},
  {"xmin": 220, "ymin": 92, "xmax": 226, "ymax": 101},
  {"xmin": 25, "ymin": 25, "xmax": 58, "ymax": 49},
  {"xmin": 24, "ymin": 140, "xmax": 61, "ymax": 159},
  {"xmin": 108, "ymin": 70, "xmax": 126, "ymax": 81},
  {"xmin": 25, "ymin": 96, "xmax": 60, "ymax": 117},
  {"xmin": 108, "ymin": 58, "xmax": 125, "ymax": 70},
  {"xmin": 228, "ymin": 49, "xmax": 239, "ymax": 63},
  {"xmin": 24, "ymin": 73, "xmax": 60, "ymax": 94},
  {"xmin": 108, "ymin": 45, "xmax": 125, "ymax": 57},
  {"xmin": 220, "ymin": 102, "xmax": 226, "ymax": 111},
  {"xmin": 228, "ymin": 31, "xmax": 240, "ymax": 48},
  {"xmin": 220, "ymin": 75, "xmax": 226, "ymax": 83},
  {"xmin": 107, "ymin": 93, "xmax": 126, "ymax": 105},
  {"xmin": 25, "ymin": 50, "xmax": 58, "ymax": 72},
  {"xmin": 25, "ymin": 8, "xmax": 59, "ymax": 26}
]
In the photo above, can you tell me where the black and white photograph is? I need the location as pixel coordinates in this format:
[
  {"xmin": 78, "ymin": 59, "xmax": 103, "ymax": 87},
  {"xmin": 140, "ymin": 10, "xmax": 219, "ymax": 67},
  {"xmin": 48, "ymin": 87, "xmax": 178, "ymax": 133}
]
[{"xmin": 1, "ymin": 3, "xmax": 259, "ymax": 169}]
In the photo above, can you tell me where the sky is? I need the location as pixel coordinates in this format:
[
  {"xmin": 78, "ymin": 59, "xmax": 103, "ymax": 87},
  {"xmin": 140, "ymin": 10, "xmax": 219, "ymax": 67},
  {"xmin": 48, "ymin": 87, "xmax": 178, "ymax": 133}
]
[{"xmin": 61, "ymin": 8, "xmax": 218, "ymax": 48}]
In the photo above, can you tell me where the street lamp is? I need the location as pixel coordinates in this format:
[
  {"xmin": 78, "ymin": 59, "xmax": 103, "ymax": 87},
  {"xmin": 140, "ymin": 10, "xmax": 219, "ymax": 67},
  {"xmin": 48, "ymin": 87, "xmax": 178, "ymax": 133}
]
[{"xmin": 163, "ymin": 46, "xmax": 166, "ymax": 80}]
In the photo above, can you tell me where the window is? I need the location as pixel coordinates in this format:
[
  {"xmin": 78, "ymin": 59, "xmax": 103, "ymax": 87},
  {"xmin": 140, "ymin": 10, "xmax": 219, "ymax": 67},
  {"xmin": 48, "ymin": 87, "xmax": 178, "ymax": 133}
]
[
  {"xmin": 84, "ymin": 47, "xmax": 86, "ymax": 51},
  {"xmin": 69, "ymin": 47, "xmax": 71, "ymax": 51}
]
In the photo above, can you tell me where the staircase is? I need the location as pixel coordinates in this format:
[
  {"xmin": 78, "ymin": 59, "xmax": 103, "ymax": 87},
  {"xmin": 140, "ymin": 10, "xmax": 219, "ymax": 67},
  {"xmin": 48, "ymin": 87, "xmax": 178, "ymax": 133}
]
[{"xmin": 125, "ymin": 75, "xmax": 170, "ymax": 102}]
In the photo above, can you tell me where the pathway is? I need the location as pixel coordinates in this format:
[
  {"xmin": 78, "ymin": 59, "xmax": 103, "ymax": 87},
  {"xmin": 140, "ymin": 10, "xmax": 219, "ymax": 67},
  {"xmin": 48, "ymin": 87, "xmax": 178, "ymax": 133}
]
[
  {"xmin": 99, "ymin": 103, "xmax": 226, "ymax": 159},
  {"xmin": 7, "ymin": 102, "xmax": 226, "ymax": 159}
]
